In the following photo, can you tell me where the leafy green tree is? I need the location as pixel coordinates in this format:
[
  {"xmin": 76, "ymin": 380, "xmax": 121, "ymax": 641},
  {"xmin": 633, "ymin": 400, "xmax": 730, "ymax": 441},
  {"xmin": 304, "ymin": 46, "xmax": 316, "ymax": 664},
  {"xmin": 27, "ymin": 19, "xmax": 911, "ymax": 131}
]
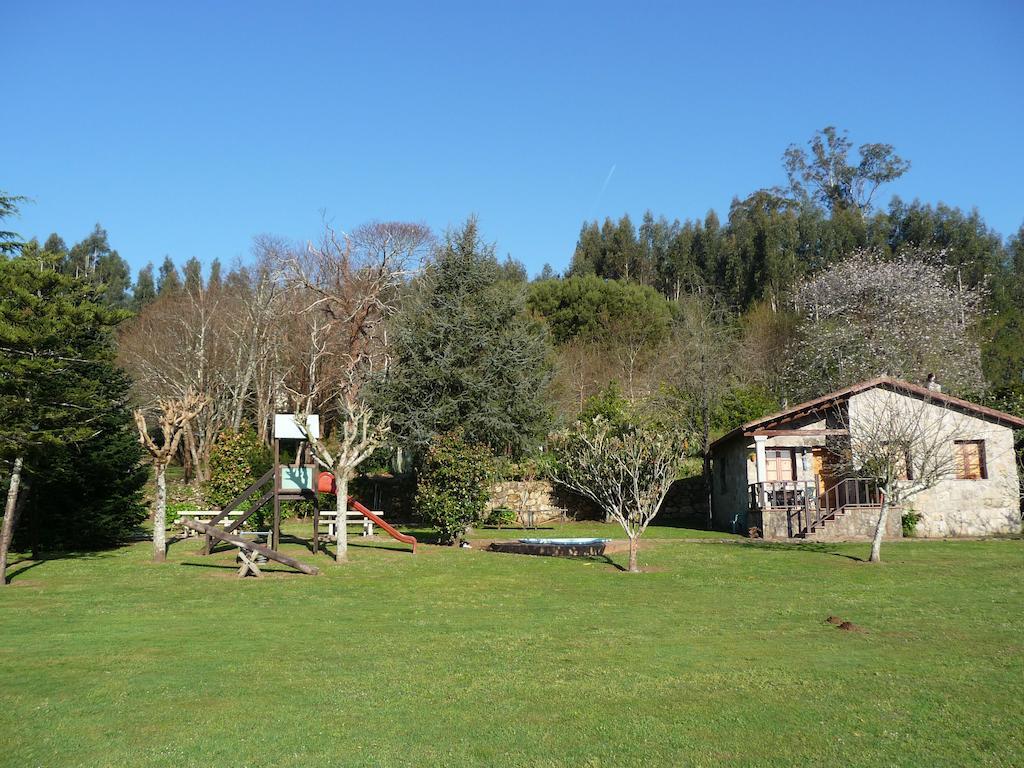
[
  {"xmin": 42, "ymin": 233, "xmax": 67, "ymax": 257},
  {"xmin": 527, "ymin": 274, "xmax": 674, "ymax": 346},
  {"xmin": 377, "ymin": 217, "xmax": 553, "ymax": 458},
  {"xmin": 498, "ymin": 255, "xmax": 527, "ymax": 282},
  {"xmin": 983, "ymin": 224, "xmax": 1024, "ymax": 398},
  {"xmin": 568, "ymin": 220, "xmax": 602, "ymax": 276},
  {"xmin": 0, "ymin": 252, "xmax": 144, "ymax": 582},
  {"xmin": 183, "ymin": 256, "xmax": 203, "ymax": 293},
  {"xmin": 415, "ymin": 431, "xmax": 494, "ymax": 544},
  {"xmin": 132, "ymin": 263, "xmax": 157, "ymax": 309},
  {"xmin": 536, "ymin": 263, "xmax": 556, "ymax": 281},
  {"xmin": 157, "ymin": 255, "xmax": 180, "ymax": 294},
  {"xmin": 884, "ymin": 197, "xmax": 1005, "ymax": 288},
  {"xmin": 206, "ymin": 429, "xmax": 273, "ymax": 529},
  {"xmin": 66, "ymin": 224, "xmax": 132, "ymax": 306},
  {"xmin": 783, "ymin": 126, "xmax": 910, "ymax": 215},
  {"xmin": 208, "ymin": 258, "xmax": 223, "ymax": 290}
]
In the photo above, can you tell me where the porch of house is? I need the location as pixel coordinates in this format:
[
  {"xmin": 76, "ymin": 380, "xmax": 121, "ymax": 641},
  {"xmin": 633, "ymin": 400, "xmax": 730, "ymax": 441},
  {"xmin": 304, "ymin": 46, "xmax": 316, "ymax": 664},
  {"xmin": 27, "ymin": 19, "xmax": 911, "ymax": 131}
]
[{"xmin": 746, "ymin": 477, "xmax": 897, "ymax": 540}]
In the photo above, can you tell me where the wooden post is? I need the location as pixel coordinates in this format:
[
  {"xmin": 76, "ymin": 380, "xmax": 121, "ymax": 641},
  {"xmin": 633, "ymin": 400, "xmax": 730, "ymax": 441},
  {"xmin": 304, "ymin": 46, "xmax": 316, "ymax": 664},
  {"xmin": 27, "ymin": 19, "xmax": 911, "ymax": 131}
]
[
  {"xmin": 272, "ymin": 439, "xmax": 281, "ymax": 551},
  {"xmin": 311, "ymin": 489, "xmax": 320, "ymax": 555}
]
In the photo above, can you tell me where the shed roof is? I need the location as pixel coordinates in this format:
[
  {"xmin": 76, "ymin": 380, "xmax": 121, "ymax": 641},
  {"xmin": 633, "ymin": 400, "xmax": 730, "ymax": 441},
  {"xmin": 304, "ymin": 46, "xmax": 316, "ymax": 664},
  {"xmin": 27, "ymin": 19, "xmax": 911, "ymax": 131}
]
[{"xmin": 710, "ymin": 376, "xmax": 1024, "ymax": 451}]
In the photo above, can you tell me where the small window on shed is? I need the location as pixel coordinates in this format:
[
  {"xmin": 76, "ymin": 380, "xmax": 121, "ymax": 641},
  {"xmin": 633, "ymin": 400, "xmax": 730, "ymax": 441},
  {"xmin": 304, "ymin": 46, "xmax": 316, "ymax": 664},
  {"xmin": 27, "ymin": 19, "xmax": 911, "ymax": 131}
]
[{"xmin": 954, "ymin": 440, "xmax": 987, "ymax": 480}]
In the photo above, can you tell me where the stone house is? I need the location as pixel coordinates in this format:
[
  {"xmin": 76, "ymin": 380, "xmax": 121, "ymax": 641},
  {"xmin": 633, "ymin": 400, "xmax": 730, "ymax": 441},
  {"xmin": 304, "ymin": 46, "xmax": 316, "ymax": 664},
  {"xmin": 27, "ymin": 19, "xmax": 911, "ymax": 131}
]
[{"xmin": 710, "ymin": 377, "xmax": 1024, "ymax": 540}]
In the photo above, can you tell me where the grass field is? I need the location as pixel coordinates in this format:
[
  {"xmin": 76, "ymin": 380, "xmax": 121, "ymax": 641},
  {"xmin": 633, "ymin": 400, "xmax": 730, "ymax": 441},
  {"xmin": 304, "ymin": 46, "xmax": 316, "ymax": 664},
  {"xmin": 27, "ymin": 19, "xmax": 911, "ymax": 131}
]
[{"xmin": 0, "ymin": 524, "xmax": 1021, "ymax": 767}]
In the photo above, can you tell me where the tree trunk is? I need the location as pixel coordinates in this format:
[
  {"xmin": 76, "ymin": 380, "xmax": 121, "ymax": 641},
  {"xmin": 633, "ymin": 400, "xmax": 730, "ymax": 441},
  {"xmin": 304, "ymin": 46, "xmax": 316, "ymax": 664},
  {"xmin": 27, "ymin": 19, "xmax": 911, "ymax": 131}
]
[
  {"xmin": 153, "ymin": 463, "xmax": 167, "ymax": 562},
  {"xmin": 869, "ymin": 493, "xmax": 889, "ymax": 563},
  {"xmin": 0, "ymin": 456, "xmax": 25, "ymax": 586},
  {"xmin": 334, "ymin": 471, "xmax": 348, "ymax": 563},
  {"xmin": 627, "ymin": 535, "xmax": 639, "ymax": 573}
]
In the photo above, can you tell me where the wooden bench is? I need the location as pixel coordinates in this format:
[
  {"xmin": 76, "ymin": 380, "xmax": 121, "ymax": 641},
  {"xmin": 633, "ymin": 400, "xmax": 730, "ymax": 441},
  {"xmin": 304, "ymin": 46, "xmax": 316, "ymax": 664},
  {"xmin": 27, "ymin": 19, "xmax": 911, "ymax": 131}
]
[{"xmin": 318, "ymin": 509, "xmax": 384, "ymax": 538}]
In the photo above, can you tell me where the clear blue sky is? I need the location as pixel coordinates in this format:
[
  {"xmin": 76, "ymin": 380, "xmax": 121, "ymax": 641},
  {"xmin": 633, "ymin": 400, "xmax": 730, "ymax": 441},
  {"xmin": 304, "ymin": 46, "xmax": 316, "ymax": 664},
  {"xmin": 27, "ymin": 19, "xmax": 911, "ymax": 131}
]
[{"xmin": 4, "ymin": 0, "xmax": 1023, "ymax": 277}]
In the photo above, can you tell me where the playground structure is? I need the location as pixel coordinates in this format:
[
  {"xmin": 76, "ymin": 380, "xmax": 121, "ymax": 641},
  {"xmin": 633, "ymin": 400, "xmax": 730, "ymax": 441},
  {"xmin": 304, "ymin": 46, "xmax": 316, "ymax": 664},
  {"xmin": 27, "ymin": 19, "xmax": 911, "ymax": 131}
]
[{"xmin": 184, "ymin": 413, "xmax": 416, "ymax": 576}]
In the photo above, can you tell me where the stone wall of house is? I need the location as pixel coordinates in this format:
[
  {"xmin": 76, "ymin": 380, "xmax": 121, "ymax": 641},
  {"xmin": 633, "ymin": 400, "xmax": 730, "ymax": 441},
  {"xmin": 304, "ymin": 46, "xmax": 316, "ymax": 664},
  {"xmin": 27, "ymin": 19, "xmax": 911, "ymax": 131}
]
[
  {"xmin": 752, "ymin": 505, "xmax": 901, "ymax": 540},
  {"xmin": 849, "ymin": 388, "xmax": 1022, "ymax": 537},
  {"xmin": 711, "ymin": 436, "xmax": 753, "ymax": 533},
  {"xmin": 805, "ymin": 507, "xmax": 902, "ymax": 541}
]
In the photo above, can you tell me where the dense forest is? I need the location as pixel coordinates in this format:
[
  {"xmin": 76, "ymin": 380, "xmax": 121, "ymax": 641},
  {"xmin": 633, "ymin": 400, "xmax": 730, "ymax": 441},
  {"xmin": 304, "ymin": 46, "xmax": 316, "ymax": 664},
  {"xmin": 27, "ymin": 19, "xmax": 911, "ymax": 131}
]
[{"xmin": 3, "ymin": 126, "xmax": 1022, "ymax": 558}]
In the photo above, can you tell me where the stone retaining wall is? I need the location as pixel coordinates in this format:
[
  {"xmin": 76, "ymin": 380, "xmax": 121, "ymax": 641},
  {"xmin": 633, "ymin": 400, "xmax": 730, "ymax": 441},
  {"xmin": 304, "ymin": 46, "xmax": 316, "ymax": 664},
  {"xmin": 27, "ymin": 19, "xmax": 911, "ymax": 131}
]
[{"xmin": 486, "ymin": 477, "xmax": 709, "ymax": 525}]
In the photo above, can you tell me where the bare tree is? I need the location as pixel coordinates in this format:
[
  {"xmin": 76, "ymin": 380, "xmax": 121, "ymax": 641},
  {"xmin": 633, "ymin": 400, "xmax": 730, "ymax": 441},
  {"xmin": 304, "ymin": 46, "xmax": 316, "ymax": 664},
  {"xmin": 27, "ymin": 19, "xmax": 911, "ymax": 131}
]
[
  {"xmin": 653, "ymin": 296, "xmax": 739, "ymax": 527},
  {"xmin": 549, "ymin": 416, "xmax": 683, "ymax": 573},
  {"xmin": 550, "ymin": 339, "xmax": 613, "ymax": 417},
  {"xmin": 834, "ymin": 389, "xmax": 963, "ymax": 562},
  {"xmin": 282, "ymin": 222, "xmax": 415, "ymax": 562},
  {"xmin": 133, "ymin": 392, "xmax": 208, "ymax": 562}
]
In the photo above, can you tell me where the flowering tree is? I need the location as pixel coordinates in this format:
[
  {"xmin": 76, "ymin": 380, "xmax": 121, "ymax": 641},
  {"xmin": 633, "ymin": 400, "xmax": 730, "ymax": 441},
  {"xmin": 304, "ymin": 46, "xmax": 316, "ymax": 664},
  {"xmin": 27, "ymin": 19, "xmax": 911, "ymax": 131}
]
[
  {"xmin": 549, "ymin": 416, "xmax": 683, "ymax": 573},
  {"xmin": 786, "ymin": 249, "xmax": 985, "ymax": 400}
]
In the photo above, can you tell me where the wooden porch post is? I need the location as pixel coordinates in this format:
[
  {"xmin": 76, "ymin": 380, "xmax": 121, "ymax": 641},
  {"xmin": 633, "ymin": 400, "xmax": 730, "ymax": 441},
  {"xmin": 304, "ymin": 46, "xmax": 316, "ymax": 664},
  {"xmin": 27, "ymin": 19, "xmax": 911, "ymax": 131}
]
[{"xmin": 754, "ymin": 436, "xmax": 768, "ymax": 507}]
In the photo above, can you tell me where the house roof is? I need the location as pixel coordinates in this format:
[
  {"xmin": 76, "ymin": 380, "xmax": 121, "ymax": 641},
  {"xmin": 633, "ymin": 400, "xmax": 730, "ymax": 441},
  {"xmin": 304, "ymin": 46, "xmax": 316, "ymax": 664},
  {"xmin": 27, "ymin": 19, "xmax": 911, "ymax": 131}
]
[{"xmin": 710, "ymin": 376, "xmax": 1024, "ymax": 450}]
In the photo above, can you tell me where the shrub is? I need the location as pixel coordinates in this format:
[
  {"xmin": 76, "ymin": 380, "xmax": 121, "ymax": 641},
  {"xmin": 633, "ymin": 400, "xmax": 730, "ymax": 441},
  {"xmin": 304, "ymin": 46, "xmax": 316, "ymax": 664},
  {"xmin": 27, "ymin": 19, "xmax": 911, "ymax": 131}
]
[
  {"xmin": 416, "ymin": 431, "xmax": 494, "ymax": 544},
  {"xmin": 485, "ymin": 506, "xmax": 517, "ymax": 528},
  {"xmin": 206, "ymin": 430, "xmax": 273, "ymax": 529},
  {"xmin": 901, "ymin": 510, "xmax": 922, "ymax": 537},
  {"xmin": 207, "ymin": 430, "xmax": 272, "ymax": 507}
]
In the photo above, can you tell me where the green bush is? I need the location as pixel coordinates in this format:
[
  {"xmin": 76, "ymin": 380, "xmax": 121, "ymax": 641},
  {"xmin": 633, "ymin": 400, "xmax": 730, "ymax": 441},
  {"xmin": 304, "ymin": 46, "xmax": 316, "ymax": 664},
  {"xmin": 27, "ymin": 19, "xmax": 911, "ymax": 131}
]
[
  {"xmin": 484, "ymin": 506, "xmax": 517, "ymax": 528},
  {"xmin": 206, "ymin": 429, "xmax": 273, "ymax": 529},
  {"xmin": 207, "ymin": 430, "xmax": 272, "ymax": 505},
  {"xmin": 901, "ymin": 510, "xmax": 922, "ymax": 537},
  {"xmin": 416, "ymin": 431, "xmax": 494, "ymax": 544}
]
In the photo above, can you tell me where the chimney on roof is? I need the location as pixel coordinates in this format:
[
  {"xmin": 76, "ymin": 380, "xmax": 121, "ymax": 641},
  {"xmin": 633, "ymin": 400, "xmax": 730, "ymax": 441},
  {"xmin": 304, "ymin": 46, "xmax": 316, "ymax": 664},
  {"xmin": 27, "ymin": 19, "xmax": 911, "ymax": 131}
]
[{"xmin": 926, "ymin": 373, "xmax": 942, "ymax": 392}]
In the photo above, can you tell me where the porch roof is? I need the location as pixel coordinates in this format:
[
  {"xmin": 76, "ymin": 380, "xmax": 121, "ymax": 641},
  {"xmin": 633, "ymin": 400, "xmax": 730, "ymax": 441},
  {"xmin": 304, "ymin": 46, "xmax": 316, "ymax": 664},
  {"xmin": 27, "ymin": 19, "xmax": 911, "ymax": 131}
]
[{"xmin": 710, "ymin": 376, "xmax": 1024, "ymax": 451}]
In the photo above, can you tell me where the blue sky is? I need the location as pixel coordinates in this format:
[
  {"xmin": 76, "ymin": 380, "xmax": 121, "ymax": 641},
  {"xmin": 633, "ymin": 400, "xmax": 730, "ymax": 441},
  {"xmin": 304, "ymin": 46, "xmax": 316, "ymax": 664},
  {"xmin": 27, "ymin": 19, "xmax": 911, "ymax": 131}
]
[{"xmin": 4, "ymin": 0, "xmax": 1023, "ymax": 277}]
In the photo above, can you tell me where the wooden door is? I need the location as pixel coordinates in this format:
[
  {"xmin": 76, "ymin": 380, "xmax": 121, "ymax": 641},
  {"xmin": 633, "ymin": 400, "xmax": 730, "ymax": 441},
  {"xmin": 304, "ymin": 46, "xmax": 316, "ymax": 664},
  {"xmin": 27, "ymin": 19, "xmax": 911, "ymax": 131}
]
[{"xmin": 811, "ymin": 447, "xmax": 834, "ymax": 495}]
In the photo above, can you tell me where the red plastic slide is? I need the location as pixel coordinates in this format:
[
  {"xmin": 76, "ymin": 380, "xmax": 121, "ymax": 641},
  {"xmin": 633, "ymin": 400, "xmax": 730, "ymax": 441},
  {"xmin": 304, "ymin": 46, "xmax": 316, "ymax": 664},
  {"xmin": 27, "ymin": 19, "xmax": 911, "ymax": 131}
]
[{"xmin": 317, "ymin": 472, "xmax": 417, "ymax": 553}]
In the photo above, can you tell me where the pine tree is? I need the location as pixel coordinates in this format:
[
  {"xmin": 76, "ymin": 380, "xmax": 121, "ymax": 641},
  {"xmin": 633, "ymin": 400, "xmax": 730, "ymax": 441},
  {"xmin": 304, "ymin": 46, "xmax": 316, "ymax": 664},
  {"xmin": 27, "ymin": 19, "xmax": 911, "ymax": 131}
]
[
  {"xmin": 0, "ymin": 253, "xmax": 145, "ymax": 583},
  {"xmin": 375, "ymin": 217, "xmax": 553, "ymax": 458}
]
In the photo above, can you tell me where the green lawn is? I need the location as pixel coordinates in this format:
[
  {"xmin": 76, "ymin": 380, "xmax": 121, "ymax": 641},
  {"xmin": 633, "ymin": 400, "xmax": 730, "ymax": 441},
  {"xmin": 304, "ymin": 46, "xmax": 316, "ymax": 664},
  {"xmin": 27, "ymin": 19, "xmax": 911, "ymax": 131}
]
[{"xmin": 0, "ymin": 527, "xmax": 1021, "ymax": 767}]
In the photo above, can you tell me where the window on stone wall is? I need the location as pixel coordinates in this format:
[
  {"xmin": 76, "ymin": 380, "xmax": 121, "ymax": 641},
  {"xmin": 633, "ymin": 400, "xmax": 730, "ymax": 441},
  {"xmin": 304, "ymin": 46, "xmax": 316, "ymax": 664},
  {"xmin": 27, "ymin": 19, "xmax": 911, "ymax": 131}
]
[{"xmin": 953, "ymin": 440, "xmax": 987, "ymax": 480}]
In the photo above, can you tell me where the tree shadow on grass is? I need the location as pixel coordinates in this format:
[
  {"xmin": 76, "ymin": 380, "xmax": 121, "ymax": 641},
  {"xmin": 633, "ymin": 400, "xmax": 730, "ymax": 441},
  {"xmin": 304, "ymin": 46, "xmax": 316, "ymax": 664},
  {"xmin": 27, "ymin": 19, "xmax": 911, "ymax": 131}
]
[
  {"xmin": 178, "ymin": 561, "xmax": 299, "ymax": 576},
  {"xmin": 737, "ymin": 539, "xmax": 865, "ymax": 562},
  {"xmin": 585, "ymin": 553, "xmax": 627, "ymax": 572},
  {"xmin": 3, "ymin": 549, "xmax": 115, "ymax": 584},
  {"xmin": 5, "ymin": 557, "xmax": 45, "ymax": 583}
]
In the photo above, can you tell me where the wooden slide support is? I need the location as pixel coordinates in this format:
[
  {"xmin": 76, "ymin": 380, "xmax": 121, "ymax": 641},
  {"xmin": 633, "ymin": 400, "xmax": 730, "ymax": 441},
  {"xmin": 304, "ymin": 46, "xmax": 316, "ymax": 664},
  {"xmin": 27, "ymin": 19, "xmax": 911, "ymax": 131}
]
[
  {"xmin": 348, "ymin": 499, "xmax": 418, "ymax": 554},
  {"xmin": 183, "ymin": 519, "xmax": 319, "ymax": 575},
  {"xmin": 201, "ymin": 468, "xmax": 275, "ymax": 555}
]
